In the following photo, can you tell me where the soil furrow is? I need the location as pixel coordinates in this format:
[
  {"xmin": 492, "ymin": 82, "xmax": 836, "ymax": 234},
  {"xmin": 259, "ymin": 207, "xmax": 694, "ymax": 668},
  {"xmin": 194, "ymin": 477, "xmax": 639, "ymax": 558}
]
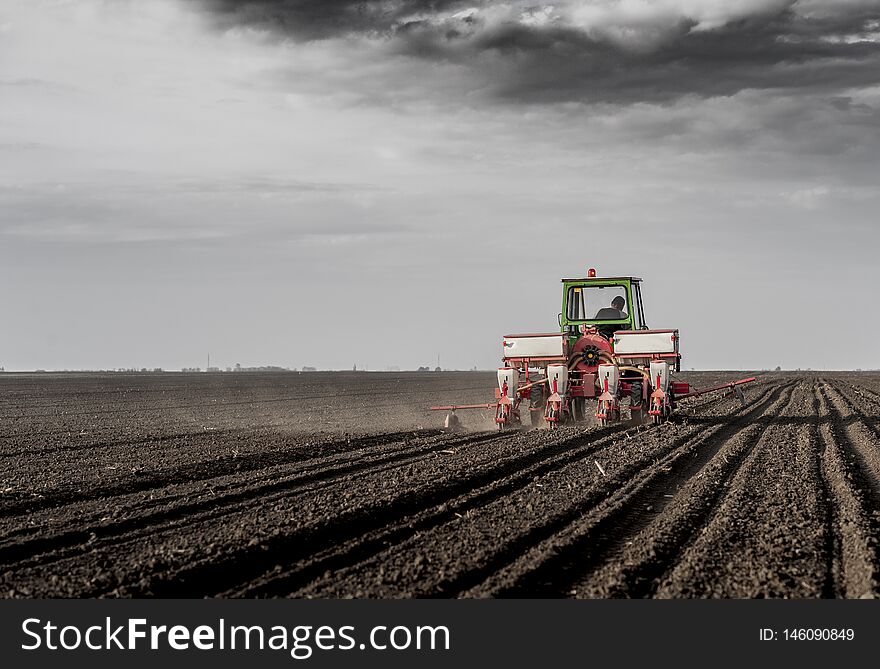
[
  {"xmin": 233, "ymin": 385, "xmax": 759, "ymax": 598},
  {"xmin": 0, "ymin": 428, "xmax": 453, "ymax": 520},
  {"xmin": 131, "ymin": 420, "xmax": 659, "ymax": 597},
  {"xmin": 285, "ymin": 387, "xmax": 769, "ymax": 598},
  {"xmin": 456, "ymin": 381, "xmax": 794, "ymax": 597},
  {"xmin": 654, "ymin": 382, "xmax": 828, "ymax": 597},
  {"xmin": 828, "ymin": 381, "xmax": 880, "ymax": 442},
  {"xmin": 821, "ymin": 382, "xmax": 880, "ymax": 505},
  {"xmin": 0, "ymin": 429, "xmax": 511, "ymax": 568},
  {"xmin": 813, "ymin": 381, "xmax": 877, "ymax": 598},
  {"xmin": 227, "ymin": 421, "xmax": 679, "ymax": 597}
]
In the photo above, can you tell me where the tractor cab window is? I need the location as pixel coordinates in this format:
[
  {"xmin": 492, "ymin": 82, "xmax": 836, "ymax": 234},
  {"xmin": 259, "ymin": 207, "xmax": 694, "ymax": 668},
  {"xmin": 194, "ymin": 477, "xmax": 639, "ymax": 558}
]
[
  {"xmin": 632, "ymin": 282, "xmax": 647, "ymax": 329},
  {"xmin": 566, "ymin": 285, "xmax": 630, "ymax": 322}
]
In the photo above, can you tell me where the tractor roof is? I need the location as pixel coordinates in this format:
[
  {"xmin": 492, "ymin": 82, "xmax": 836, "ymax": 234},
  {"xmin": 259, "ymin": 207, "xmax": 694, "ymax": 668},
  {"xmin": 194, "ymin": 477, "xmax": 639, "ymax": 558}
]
[{"xmin": 561, "ymin": 276, "xmax": 642, "ymax": 282}]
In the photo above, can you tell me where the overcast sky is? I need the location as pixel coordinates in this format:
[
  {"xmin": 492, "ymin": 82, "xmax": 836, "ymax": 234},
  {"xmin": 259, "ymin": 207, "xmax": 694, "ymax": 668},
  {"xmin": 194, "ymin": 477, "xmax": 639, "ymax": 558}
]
[{"xmin": 1, "ymin": 0, "xmax": 879, "ymax": 371}]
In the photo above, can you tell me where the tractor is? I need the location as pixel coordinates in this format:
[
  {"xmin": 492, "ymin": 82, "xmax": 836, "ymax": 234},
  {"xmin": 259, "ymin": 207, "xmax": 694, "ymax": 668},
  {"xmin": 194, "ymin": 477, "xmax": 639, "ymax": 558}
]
[{"xmin": 430, "ymin": 267, "xmax": 754, "ymax": 430}]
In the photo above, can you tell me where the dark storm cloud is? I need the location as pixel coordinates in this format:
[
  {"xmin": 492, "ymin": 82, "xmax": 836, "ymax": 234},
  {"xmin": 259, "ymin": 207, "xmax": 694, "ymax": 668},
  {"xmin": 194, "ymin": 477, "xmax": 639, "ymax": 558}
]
[
  {"xmin": 199, "ymin": 1, "xmax": 880, "ymax": 103},
  {"xmin": 200, "ymin": 1, "xmax": 469, "ymax": 38},
  {"xmin": 456, "ymin": 13, "xmax": 880, "ymax": 103}
]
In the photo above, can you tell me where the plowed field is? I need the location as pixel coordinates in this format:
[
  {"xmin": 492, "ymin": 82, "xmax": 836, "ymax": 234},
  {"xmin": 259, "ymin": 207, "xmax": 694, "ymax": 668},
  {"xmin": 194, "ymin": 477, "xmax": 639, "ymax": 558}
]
[{"xmin": 1, "ymin": 371, "xmax": 878, "ymax": 598}]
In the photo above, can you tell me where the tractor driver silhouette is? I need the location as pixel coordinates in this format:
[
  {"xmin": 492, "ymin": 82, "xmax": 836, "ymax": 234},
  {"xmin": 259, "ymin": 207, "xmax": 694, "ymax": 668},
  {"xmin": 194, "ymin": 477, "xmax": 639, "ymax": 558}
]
[
  {"xmin": 595, "ymin": 295, "xmax": 627, "ymax": 320},
  {"xmin": 594, "ymin": 296, "xmax": 627, "ymax": 338}
]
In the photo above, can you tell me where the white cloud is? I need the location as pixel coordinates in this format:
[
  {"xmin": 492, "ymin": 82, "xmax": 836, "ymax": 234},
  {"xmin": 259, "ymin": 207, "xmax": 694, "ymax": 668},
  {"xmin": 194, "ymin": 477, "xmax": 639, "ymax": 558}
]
[
  {"xmin": 784, "ymin": 185, "xmax": 830, "ymax": 208},
  {"xmin": 408, "ymin": 1, "xmax": 880, "ymax": 53},
  {"xmin": 410, "ymin": 1, "xmax": 799, "ymax": 50}
]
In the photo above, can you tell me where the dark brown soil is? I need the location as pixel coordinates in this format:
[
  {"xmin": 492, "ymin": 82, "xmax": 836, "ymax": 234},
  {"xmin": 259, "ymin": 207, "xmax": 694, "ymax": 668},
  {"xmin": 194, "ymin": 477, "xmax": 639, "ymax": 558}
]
[{"xmin": 1, "ymin": 371, "xmax": 877, "ymax": 598}]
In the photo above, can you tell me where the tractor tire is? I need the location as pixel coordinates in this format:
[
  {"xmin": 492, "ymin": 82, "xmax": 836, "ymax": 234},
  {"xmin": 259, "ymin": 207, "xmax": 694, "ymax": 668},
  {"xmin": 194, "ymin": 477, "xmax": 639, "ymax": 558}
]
[{"xmin": 630, "ymin": 381, "xmax": 643, "ymax": 411}]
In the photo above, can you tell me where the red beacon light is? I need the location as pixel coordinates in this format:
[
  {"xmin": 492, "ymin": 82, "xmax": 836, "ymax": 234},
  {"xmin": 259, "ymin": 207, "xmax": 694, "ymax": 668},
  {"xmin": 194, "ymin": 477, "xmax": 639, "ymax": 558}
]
[{"xmin": 587, "ymin": 268, "xmax": 597, "ymax": 278}]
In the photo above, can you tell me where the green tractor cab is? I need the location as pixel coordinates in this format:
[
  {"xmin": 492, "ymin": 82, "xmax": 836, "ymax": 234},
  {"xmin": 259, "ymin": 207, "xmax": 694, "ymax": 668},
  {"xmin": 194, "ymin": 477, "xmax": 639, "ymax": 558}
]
[{"xmin": 559, "ymin": 270, "xmax": 647, "ymax": 340}]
